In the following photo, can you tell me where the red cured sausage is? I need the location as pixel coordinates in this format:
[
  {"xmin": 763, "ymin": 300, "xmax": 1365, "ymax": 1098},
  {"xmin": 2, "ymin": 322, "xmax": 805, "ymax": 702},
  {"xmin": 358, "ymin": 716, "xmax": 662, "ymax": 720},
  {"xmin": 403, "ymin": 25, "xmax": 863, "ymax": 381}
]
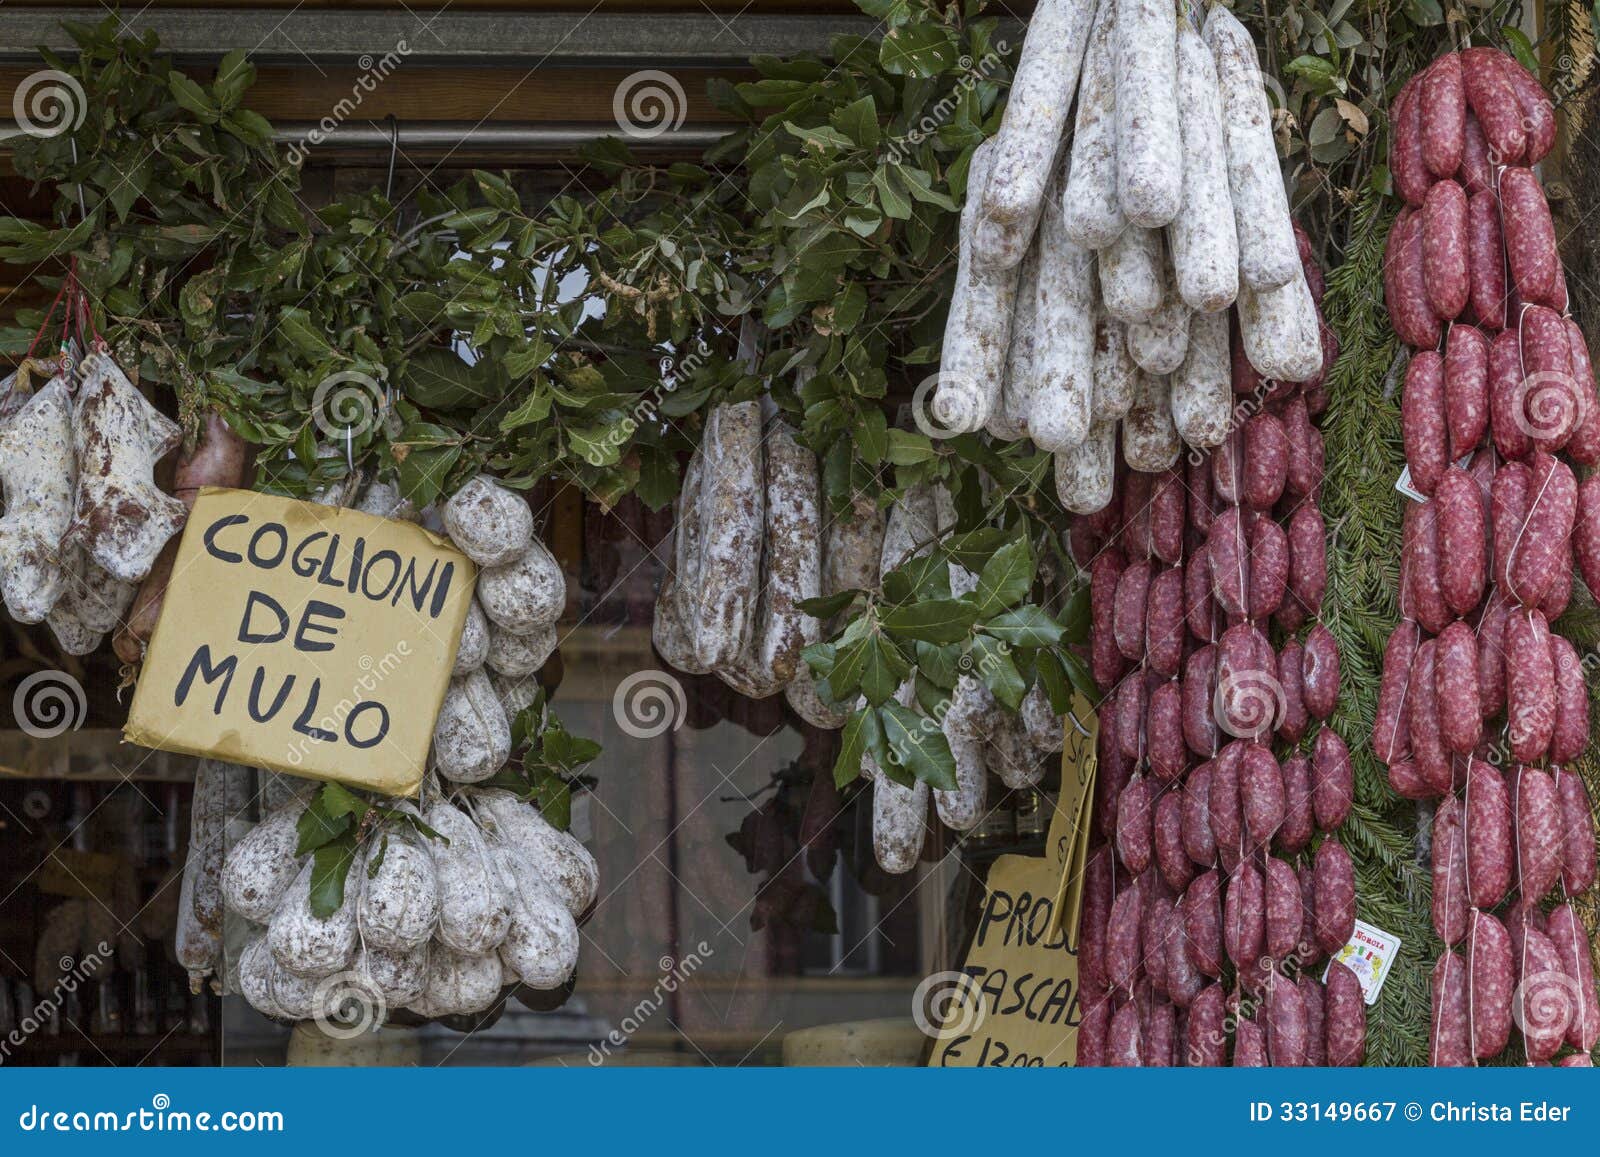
[
  {"xmin": 1297, "ymin": 976, "xmax": 1325, "ymax": 1067},
  {"xmin": 1433, "ymin": 468, "xmax": 1485, "ymax": 616},
  {"xmin": 1185, "ymin": 869, "xmax": 1226, "ymax": 981},
  {"xmin": 1263, "ymin": 857, "xmax": 1302, "ymax": 963},
  {"xmin": 1116, "ymin": 675, "xmax": 1146, "ymax": 762},
  {"xmin": 1182, "ymin": 645, "xmax": 1219, "ymax": 757},
  {"xmin": 1515, "ymin": 765, "xmax": 1563, "ymax": 901},
  {"xmin": 1142, "ymin": 878, "xmax": 1173, "ymax": 1001},
  {"xmin": 1419, "ymin": 53, "xmax": 1466, "ymax": 177},
  {"xmin": 1216, "ymin": 622, "xmax": 1275, "ymax": 742},
  {"xmin": 1324, "ymin": 960, "xmax": 1366, "ymax": 1066},
  {"xmin": 1096, "ymin": 706, "xmax": 1131, "ymax": 841},
  {"xmin": 1490, "ymin": 327, "xmax": 1533, "ymax": 460},
  {"xmin": 1113, "ymin": 559, "xmax": 1153, "ymax": 662},
  {"xmin": 1461, "ymin": 47, "xmax": 1527, "ymax": 163},
  {"xmin": 1421, "ymin": 179, "xmax": 1469, "ymax": 321},
  {"xmin": 1402, "ymin": 351, "xmax": 1449, "ymax": 495},
  {"xmin": 1491, "ymin": 463, "xmax": 1531, "ymax": 590},
  {"xmin": 1232, "ymin": 1013, "xmax": 1267, "ymax": 1067},
  {"xmin": 1076, "ymin": 995, "xmax": 1112, "ymax": 1066},
  {"xmin": 1517, "ymin": 924, "xmax": 1569, "ymax": 1062},
  {"xmin": 1430, "ymin": 949, "xmax": 1472, "ymax": 1066},
  {"xmin": 1444, "ymin": 326, "xmax": 1490, "ymax": 458},
  {"xmin": 1165, "ymin": 905, "xmax": 1204, "ymax": 1010},
  {"xmin": 1146, "ymin": 680, "xmax": 1187, "ymax": 783},
  {"xmin": 1247, "ymin": 517, "xmax": 1289, "ymax": 620},
  {"xmin": 1185, "ymin": 540, "xmax": 1218, "ymax": 642},
  {"xmin": 1311, "ymin": 727, "xmax": 1353, "ymax": 832},
  {"xmin": 1242, "ymin": 413, "xmax": 1289, "ymax": 511},
  {"xmin": 1239, "ymin": 742, "xmax": 1284, "ymax": 852},
  {"xmin": 1388, "ymin": 210, "xmax": 1442, "ymax": 349},
  {"xmin": 1185, "ymin": 983, "xmax": 1226, "ymax": 1066},
  {"xmin": 1281, "ymin": 397, "xmax": 1317, "ymax": 498},
  {"xmin": 1547, "ymin": 904, "xmax": 1600, "ymax": 1051},
  {"xmin": 1277, "ymin": 752, "xmax": 1313, "ymax": 854},
  {"xmin": 1434, "ymin": 620, "xmax": 1482, "ymax": 755},
  {"xmin": 1510, "ymin": 451, "xmax": 1577, "ymax": 607},
  {"xmin": 1187, "ymin": 454, "xmax": 1214, "ymax": 536},
  {"xmin": 1213, "ymin": 426, "xmax": 1244, "ymax": 502},
  {"xmin": 1277, "ymin": 641, "xmax": 1309, "ymax": 746},
  {"xmin": 1106, "ymin": 879, "xmax": 1144, "ymax": 996},
  {"xmin": 1506, "ymin": 608, "xmax": 1557, "ymax": 765},
  {"xmin": 1388, "ymin": 759, "xmax": 1431, "ymax": 799},
  {"xmin": 1407, "ymin": 638, "xmax": 1451, "ymax": 795},
  {"xmin": 1313, "ymin": 837, "xmax": 1356, "ymax": 956},
  {"xmin": 1207, "ymin": 507, "xmax": 1249, "ymax": 619},
  {"xmin": 1371, "ymin": 620, "xmax": 1418, "ymax": 764},
  {"xmin": 1122, "ymin": 469, "xmax": 1153, "ymax": 559},
  {"xmin": 1548, "ymin": 635, "xmax": 1589, "ymax": 765},
  {"xmin": 1285, "ymin": 504, "xmax": 1326, "ymax": 622},
  {"xmin": 1460, "ymin": 112, "xmax": 1492, "ymax": 195},
  {"xmin": 1079, "ymin": 846, "xmax": 1115, "ymax": 995},
  {"xmin": 1223, "ymin": 860, "xmax": 1265, "ymax": 971},
  {"xmin": 1499, "ymin": 53, "xmax": 1555, "ymax": 161},
  {"xmin": 1154, "ymin": 790, "xmax": 1193, "ymax": 894},
  {"xmin": 1145, "ymin": 565, "xmax": 1186, "ymax": 678},
  {"xmin": 1265, "ymin": 972, "xmax": 1307, "ymax": 1067},
  {"xmin": 1563, "ymin": 318, "xmax": 1600, "ymax": 466},
  {"xmin": 1577, "ymin": 475, "xmax": 1600, "ymax": 599},
  {"xmin": 1554, "ymin": 767, "xmax": 1597, "ymax": 895},
  {"xmin": 1390, "ymin": 77, "xmax": 1433, "ymax": 207},
  {"xmin": 1520, "ymin": 307, "xmax": 1581, "ymax": 454},
  {"xmin": 1465, "ymin": 757, "xmax": 1513, "ymax": 908},
  {"xmin": 1182, "ymin": 762, "xmax": 1217, "ymax": 867},
  {"xmin": 1209, "ymin": 743, "xmax": 1244, "ymax": 865},
  {"xmin": 1117, "ymin": 776, "xmax": 1155, "ymax": 875},
  {"xmin": 1501, "ymin": 168, "xmax": 1561, "ymax": 309},
  {"xmin": 1090, "ymin": 550, "xmax": 1129, "ymax": 690},
  {"xmin": 1108, "ymin": 1000, "xmax": 1143, "ymax": 1066},
  {"xmin": 1301, "ymin": 623, "xmax": 1340, "ymax": 721},
  {"xmin": 1432, "ymin": 794, "xmax": 1470, "ymax": 946},
  {"xmin": 1149, "ymin": 468, "xmax": 1185, "ymax": 565},
  {"xmin": 1467, "ymin": 191, "xmax": 1506, "ymax": 331},
  {"xmin": 1468, "ymin": 909, "xmax": 1513, "ymax": 1059},
  {"xmin": 1296, "ymin": 862, "xmax": 1322, "ymax": 967}
]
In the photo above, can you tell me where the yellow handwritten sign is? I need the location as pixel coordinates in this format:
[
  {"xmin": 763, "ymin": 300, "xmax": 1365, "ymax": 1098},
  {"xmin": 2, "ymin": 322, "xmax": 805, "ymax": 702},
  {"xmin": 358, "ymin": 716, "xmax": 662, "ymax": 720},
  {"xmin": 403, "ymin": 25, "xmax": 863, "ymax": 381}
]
[
  {"xmin": 124, "ymin": 488, "xmax": 474, "ymax": 797},
  {"xmin": 926, "ymin": 693, "xmax": 1098, "ymax": 1069}
]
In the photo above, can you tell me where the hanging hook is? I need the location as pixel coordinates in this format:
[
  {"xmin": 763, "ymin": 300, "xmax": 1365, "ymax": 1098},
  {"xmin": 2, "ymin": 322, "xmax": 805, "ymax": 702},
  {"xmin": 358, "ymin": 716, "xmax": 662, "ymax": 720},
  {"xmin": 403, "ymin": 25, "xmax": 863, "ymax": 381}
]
[{"xmin": 385, "ymin": 115, "xmax": 400, "ymax": 202}]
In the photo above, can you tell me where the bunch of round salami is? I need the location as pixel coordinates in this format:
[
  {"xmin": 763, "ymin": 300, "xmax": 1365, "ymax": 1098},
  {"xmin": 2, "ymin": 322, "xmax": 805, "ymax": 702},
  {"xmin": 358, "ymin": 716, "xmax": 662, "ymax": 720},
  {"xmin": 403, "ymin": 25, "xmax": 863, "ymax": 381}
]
[
  {"xmin": 1380, "ymin": 45, "xmax": 1600, "ymax": 1067},
  {"xmin": 937, "ymin": 0, "xmax": 1332, "ymax": 502},
  {"xmin": 1071, "ymin": 232, "xmax": 1367, "ymax": 1066}
]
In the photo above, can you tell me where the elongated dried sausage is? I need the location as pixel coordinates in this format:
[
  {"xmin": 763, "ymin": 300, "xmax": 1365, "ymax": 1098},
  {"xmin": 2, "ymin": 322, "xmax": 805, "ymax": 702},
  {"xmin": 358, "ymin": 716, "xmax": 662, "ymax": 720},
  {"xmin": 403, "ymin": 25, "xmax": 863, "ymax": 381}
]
[
  {"xmin": 1147, "ymin": 680, "xmax": 1187, "ymax": 782},
  {"xmin": 1390, "ymin": 77, "xmax": 1432, "ymax": 207},
  {"xmin": 1555, "ymin": 767, "xmax": 1597, "ymax": 895},
  {"xmin": 1171, "ymin": 22, "xmax": 1239, "ymax": 312},
  {"xmin": 1431, "ymin": 949, "xmax": 1472, "ymax": 1065},
  {"xmin": 1432, "ymin": 794, "xmax": 1470, "ymax": 946},
  {"xmin": 1301, "ymin": 623, "xmax": 1340, "ymax": 721},
  {"xmin": 1506, "ymin": 608, "xmax": 1557, "ymax": 764},
  {"xmin": 1501, "ymin": 167, "xmax": 1561, "ymax": 309},
  {"xmin": 1277, "ymin": 751, "xmax": 1314, "ymax": 854},
  {"xmin": 1184, "ymin": 761, "xmax": 1217, "ymax": 866},
  {"xmin": 1549, "ymin": 635, "xmax": 1588, "ymax": 764},
  {"xmin": 1403, "ymin": 351, "xmax": 1449, "ymax": 495},
  {"xmin": 1465, "ymin": 757, "xmax": 1513, "ymax": 908},
  {"xmin": 1247, "ymin": 517, "xmax": 1288, "ymax": 619},
  {"xmin": 1421, "ymin": 180, "xmax": 1469, "ymax": 321},
  {"xmin": 1277, "ymin": 641, "xmax": 1309, "ymax": 745},
  {"xmin": 1312, "ymin": 728, "xmax": 1353, "ymax": 832},
  {"xmin": 1508, "ymin": 452, "xmax": 1576, "ymax": 608},
  {"xmin": 1372, "ymin": 619, "xmax": 1418, "ymax": 764},
  {"xmin": 1444, "ymin": 326, "xmax": 1490, "ymax": 459},
  {"xmin": 1324, "ymin": 960, "xmax": 1366, "ymax": 1066},
  {"xmin": 1224, "ymin": 859, "xmax": 1265, "ymax": 970},
  {"xmin": 1434, "ymin": 620, "xmax": 1482, "ymax": 755},
  {"xmin": 1313, "ymin": 838, "xmax": 1355, "ymax": 955},
  {"xmin": 1467, "ymin": 191, "xmax": 1506, "ymax": 331},
  {"xmin": 1461, "ymin": 47, "xmax": 1526, "ymax": 163},
  {"xmin": 1468, "ymin": 909, "xmax": 1513, "ymax": 1059},
  {"xmin": 1419, "ymin": 53, "xmax": 1466, "ymax": 177},
  {"xmin": 1514, "ymin": 764, "xmax": 1563, "ymax": 900},
  {"xmin": 1062, "ymin": 0, "xmax": 1124, "ymax": 249},
  {"xmin": 1182, "ymin": 645, "xmax": 1220, "ymax": 756},
  {"xmin": 1501, "ymin": 52, "xmax": 1556, "ymax": 163},
  {"xmin": 1184, "ymin": 869, "xmax": 1224, "ymax": 978}
]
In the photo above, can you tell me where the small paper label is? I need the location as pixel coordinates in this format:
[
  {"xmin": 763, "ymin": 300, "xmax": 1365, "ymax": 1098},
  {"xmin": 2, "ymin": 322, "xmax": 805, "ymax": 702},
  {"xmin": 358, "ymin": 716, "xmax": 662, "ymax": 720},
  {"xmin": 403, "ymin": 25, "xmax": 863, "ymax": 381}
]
[
  {"xmin": 1324, "ymin": 918, "xmax": 1402, "ymax": 1006},
  {"xmin": 1395, "ymin": 452, "xmax": 1473, "ymax": 504}
]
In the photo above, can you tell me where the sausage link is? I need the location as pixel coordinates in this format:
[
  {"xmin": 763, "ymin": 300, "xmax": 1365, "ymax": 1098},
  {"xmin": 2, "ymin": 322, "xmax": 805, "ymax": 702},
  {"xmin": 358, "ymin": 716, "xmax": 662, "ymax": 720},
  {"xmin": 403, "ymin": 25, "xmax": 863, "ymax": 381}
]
[
  {"xmin": 1490, "ymin": 327, "xmax": 1534, "ymax": 460},
  {"xmin": 1465, "ymin": 756, "xmax": 1514, "ymax": 908},
  {"xmin": 1264, "ymin": 857, "xmax": 1303, "ymax": 963},
  {"xmin": 1080, "ymin": 845, "xmax": 1115, "ymax": 995},
  {"xmin": 1403, "ymin": 499, "xmax": 1451, "ymax": 635},
  {"xmin": 1106, "ymin": 878, "xmax": 1144, "ymax": 997},
  {"xmin": 1390, "ymin": 77, "xmax": 1433, "ymax": 208},
  {"xmin": 1240, "ymin": 742, "xmax": 1284, "ymax": 852},
  {"xmin": 1547, "ymin": 904, "xmax": 1600, "ymax": 1052},
  {"xmin": 1577, "ymin": 474, "xmax": 1600, "ymax": 599},
  {"xmin": 1145, "ymin": 564, "xmax": 1186, "ymax": 678},
  {"xmin": 1170, "ymin": 22, "xmax": 1240, "ymax": 312},
  {"xmin": 1062, "ymin": 0, "xmax": 1125, "ymax": 249},
  {"xmin": 1460, "ymin": 112, "xmax": 1492, "ymax": 194},
  {"xmin": 1432, "ymin": 794, "xmax": 1470, "ymax": 946},
  {"xmin": 1506, "ymin": 608, "xmax": 1557, "ymax": 764},
  {"xmin": 1468, "ymin": 909, "xmax": 1514, "ymax": 1059},
  {"xmin": 1147, "ymin": 680, "xmax": 1188, "ymax": 783},
  {"xmin": 1430, "ymin": 949, "xmax": 1472, "ymax": 1066},
  {"xmin": 1091, "ymin": 549, "xmax": 1129, "ymax": 689},
  {"xmin": 1501, "ymin": 52, "xmax": 1556, "ymax": 162},
  {"xmin": 1563, "ymin": 317, "xmax": 1600, "ymax": 466},
  {"xmin": 1476, "ymin": 596, "xmax": 1510, "ymax": 718},
  {"xmin": 1183, "ymin": 761, "xmax": 1218, "ymax": 867},
  {"xmin": 1113, "ymin": 559, "xmax": 1153, "ymax": 662},
  {"xmin": 1182, "ymin": 645, "xmax": 1220, "ymax": 757},
  {"xmin": 1313, "ymin": 837, "xmax": 1356, "ymax": 955},
  {"xmin": 1185, "ymin": 539, "xmax": 1218, "ymax": 642},
  {"xmin": 1372, "ymin": 619, "xmax": 1418, "ymax": 765},
  {"xmin": 1419, "ymin": 53, "xmax": 1466, "ymax": 176},
  {"xmin": 1519, "ymin": 306, "xmax": 1580, "ymax": 454},
  {"xmin": 1491, "ymin": 462, "xmax": 1531, "ymax": 589},
  {"xmin": 1223, "ymin": 859, "xmax": 1265, "ymax": 971},
  {"xmin": 1444, "ymin": 326, "xmax": 1490, "ymax": 459},
  {"xmin": 1501, "ymin": 167, "xmax": 1562, "ymax": 308},
  {"xmin": 1301, "ymin": 623, "xmax": 1341, "ymax": 721},
  {"xmin": 1207, "ymin": 506, "xmax": 1249, "ymax": 619},
  {"xmin": 1324, "ymin": 960, "xmax": 1367, "ymax": 1066},
  {"xmin": 1277, "ymin": 641, "xmax": 1309, "ymax": 746},
  {"xmin": 1460, "ymin": 47, "xmax": 1527, "ymax": 162},
  {"xmin": 1312, "ymin": 727, "xmax": 1353, "ymax": 832},
  {"xmin": 1208, "ymin": 742, "xmax": 1244, "ymax": 863},
  {"xmin": 1242, "ymin": 412, "xmax": 1288, "ymax": 511},
  {"xmin": 1387, "ymin": 210, "xmax": 1442, "ymax": 349},
  {"xmin": 1421, "ymin": 179, "xmax": 1469, "ymax": 321},
  {"xmin": 1155, "ymin": 791, "xmax": 1194, "ymax": 895},
  {"xmin": 1402, "ymin": 351, "xmax": 1449, "ymax": 496},
  {"xmin": 1184, "ymin": 869, "xmax": 1224, "ymax": 979},
  {"xmin": 1247, "ymin": 516, "xmax": 1288, "ymax": 620},
  {"xmin": 1149, "ymin": 467, "xmax": 1186, "ymax": 564},
  {"xmin": 1555, "ymin": 767, "xmax": 1597, "ymax": 895},
  {"xmin": 1266, "ymin": 971, "xmax": 1308, "ymax": 1067},
  {"xmin": 1434, "ymin": 620, "xmax": 1482, "ymax": 756},
  {"xmin": 1186, "ymin": 983, "xmax": 1227, "ymax": 1065},
  {"xmin": 1407, "ymin": 638, "xmax": 1451, "ymax": 795},
  {"xmin": 1514, "ymin": 764, "xmax": 1563, "ymax": 901},
  {"xmin": 1467, "ymin": 191, "xmax": 1506, "ymax": 331},
  {"xmin": 1116, "ymin": 776, "xmax": 1155, "ymax": 875},
  {"xmin": 1549, "ymin": 635, "xmax": 1589, "ymax": 764},
  {"xmin": 1508, "ymin": 451, "xmax": 1576, "ymax": 608}
]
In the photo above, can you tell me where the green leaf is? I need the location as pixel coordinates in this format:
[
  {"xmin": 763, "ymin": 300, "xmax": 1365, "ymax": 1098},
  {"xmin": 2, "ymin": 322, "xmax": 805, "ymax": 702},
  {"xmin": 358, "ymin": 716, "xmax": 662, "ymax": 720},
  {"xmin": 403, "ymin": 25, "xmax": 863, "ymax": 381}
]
[
  {"xmin": 830, "ymin": 95, "xmax": 881, "ymax": 152},
  {"xmin": 971, "ymin": 535, "xmax": 1033, "ymax": 617},
  {"xmin": 1035, "ymin": 649, "xmax": 1073, "ymax": 716},
  {"xmin": 885, "ymin": 427, "xmax": 936, "ymax": 465},
  {"xmin": 879, "ymin": 702, "xmax": 958, "ymax": 791},
  {"xmin": 168, "ymin": 73, "xmax": 220, "ymax": 122},
  {"xmin": 880, "ymin": 597, "xmax": 979, "ymax": 643},
  {"xmin": 1059, "ymin": 648, "xmax": 1100, "ymax": 703},
  {"xmin": 859, "ymin": 634, "xmax": 911, "ymax": 705},
  {"xmin": 295, "ymin": 784, "xmax": 362, "ymax": 855},
  {"xmin": 942, "ymin": 527, "xmax": 1011, "ymax": 572},
  {"xmin": 404, "ymin": 347, "xmax": 493, "ymax": 410},
  {"xmin": 879, "ymin": 23, "xmax": 959, "ymax": 77},
  {"xmin": 882, "ymin": 551, "xmax": 950, "ymax": 603},
  {"xmin": 834, "ymin": 707, "xmax": 878, "ymax": 788},
  {"xmin": 1060, "ymin": 584, "xmax": 1091, "ymax": 645},
  {"xmin": 981, "ymin": 605, "xmax": 1064, "ymax": 648},
  {"xmin": 784, "ymin": 120, "xmax": 855, "ymax": 152},
  {"xmin": 796, "ymin": 589, "xmax": 859, "ymax": 620},
  {"xmin": 308, "ymin": 836, "xmax": 359, "ymax": 919},
  {"xmin": 970, "ymin": 634, "xmax": 1026, "ymax": 709},
  {"xmin": 915, "ymin": 640, "xmax": 961, "ymax": 691}
]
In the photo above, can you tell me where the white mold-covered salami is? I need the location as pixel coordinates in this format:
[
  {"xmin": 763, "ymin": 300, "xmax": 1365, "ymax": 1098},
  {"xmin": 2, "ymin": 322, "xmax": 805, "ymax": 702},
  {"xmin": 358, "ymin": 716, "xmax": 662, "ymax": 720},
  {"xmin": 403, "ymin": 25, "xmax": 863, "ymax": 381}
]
[
  {"xmin": 237, "ymin": 933, "xmax": 287, "ymax": 1018},
  {"xmin": 493, "ymin": 846, "xmax": 579, "ymax": 989},
  {"xmin": 69, "ymin": 352, "xmax": 186, "ymax": 583},
  {"xmin": 490, "ymin": 670, "xmax": 543, "ymax": 722},
  {"xmin": 785, "ymin": 664, "xmax": 850, "ymax": 729},
  {"xmin": 485, "ymin": 621, "xmax": 556, "ymax": 679},
  {"xmin": 755, "ymin": 419, "xmax": 822, "ymax": 685},
  {"xmin": 1021, "ymin": 680, "xmax": 1065, "ymax": 756},
  {"xmin": 1205, "ymin": 6, "xmax": 1300, "ymax": 291},
  {"xmin": 356, "ymin": 479, "xmax": 419, "ymax": 523},
  {"xmin": 936, "ymin": 727, "xmax": 986, "ymax": 831},
  {"xmin": 1170, "ymin": 20, "xmax": 1240, "ymax": 312},
  {"xmin": 175, "ymin": 844, "xmax": 220, "ymax": 982},
  {"xmin": 1237, "ymin": 269, "xmax": 1322, "ymax": 383},
  {"xmin": 1093, "ymin": 313, "xmax": 1139, "ymax": 420},
  {"xmin": 51, "ymin": 542, "xmax": 135, "ymax": 636},
  {"xmin": 1030, "ymin": 175, "xmax": 1097, "ymax": 451},
  {"xmin": 1054, "ymin": 421, "xmax": 1118, "ymax": 512},
  {"xmin": 412, "ymin": 941, "xmax": 503, "ymax": 1018},
  {"xmin": 473, "ymin": 788, "xmax": 599, "ymax": 917},
  {"xmin": 1123, "ymin": 372, "xmax": 1183, "ymax": 471},
  {"xmin": 987, "ymin": 711, "xmax": 1044, "ymax": 788},
  {"xmin": 424, "ymin": 800, "xmax": 512, "ymax": 955},
  {"xmin": 476, "ymin": 536, "xmax": 565, "ymax": 635},
  {"xmin": 44, "ymin": 595, "xmax": 102, "ymax": 656},
  {"xmin": 267, "ymin": 954, "xmax": 321, "ymax": 1021},
  {"xmin": 442, "ymin": 475, "xmax": 534, "ymax": 567},
  {"xmin": 1099, "ymin": 227, "xmax": 1165, "ymax": 324},
  {"xmin": 357, "ymin": 941, "xmax": 428, "ymax": 1009},
  {"xmin": 1000, "ymin": 246, "xmax": 1041, "ymax": 437},
  {"xmin": 259, "ymin": 769, "xmax": 314, "ymax": 815},
  {"xmin": 268, "ymin": 853, "xmax": 361, "ymax": 979},
  {"xmin": 654, "ymin": 446, "xmax": 712, "ymax": 675},
  {"xmin": 1114, "ymin": 0, "xmax": 1183, "ymax": 227},
  {"xmin": 935, "ymin": 142, "xmax": 1017, "ymax": 434},
  {"xmin": 222, "ymin": 799, "xmax": 306, "ymax": 923},
  {"xmin": 1171, "ymin": 310, "xmax": 1233, "ymax": 449},
  {"xmin": 825, "ymin": 493, "xmax": 886, "ymax": 597},
  {"xmin": 688, "ymin": 399, "xmax": 764, "ymax": 669},
  {"xmin": 432, "ymin": 668, "xmax": 512, "ymax": 783},
  {"xmin": 974, "ymin": 0, "xmax": 1097, "ymax": 266},
  {"xmin": 186, "ymin": 760, "xmax": 234, "ymax": 934},
  {"xmin": 0, "ymin": 376, "xmax": 73, "ymax": 622},
  {"xmin": 452, "ymin": 599, "xmax": 490, "ymax": 676},
  {"xmin": 1127, "ymin": 254, "xmax": 1192, "ymax": 374},
  {"xmin": 880, "ymin": 484, "xmax": 938, "ymax": 576},
  {"xmin": 1063, "ymin": 0, "xmax": 1126, "ymax": 248},
  {"xmin": 359, "ymin": 823, "xmax": 440, "ymax": 950},
  {"xmin": 868, "ymin": 751, "xmax": 929, "ymax": 874}
]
